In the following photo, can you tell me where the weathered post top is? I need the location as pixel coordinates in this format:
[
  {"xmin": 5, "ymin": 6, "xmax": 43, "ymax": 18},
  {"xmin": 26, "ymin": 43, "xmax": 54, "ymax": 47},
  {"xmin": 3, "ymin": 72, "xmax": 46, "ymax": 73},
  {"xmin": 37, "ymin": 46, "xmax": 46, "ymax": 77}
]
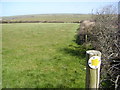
[{"xmin": 86, "ymin": 50, "xmax": 101, "ymax": 56}]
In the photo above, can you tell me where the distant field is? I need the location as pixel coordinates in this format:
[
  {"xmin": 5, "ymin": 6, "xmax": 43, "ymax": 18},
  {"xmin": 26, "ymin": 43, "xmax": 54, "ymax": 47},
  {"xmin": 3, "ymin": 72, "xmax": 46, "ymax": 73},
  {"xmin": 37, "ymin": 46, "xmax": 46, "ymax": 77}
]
[
  {"xmin": 2, "ymin": 23, "xmax": 88, "ymax": 88},
  {"xmin": 2, "ymin": 14, "xmax": 92, "ymax": 23}
]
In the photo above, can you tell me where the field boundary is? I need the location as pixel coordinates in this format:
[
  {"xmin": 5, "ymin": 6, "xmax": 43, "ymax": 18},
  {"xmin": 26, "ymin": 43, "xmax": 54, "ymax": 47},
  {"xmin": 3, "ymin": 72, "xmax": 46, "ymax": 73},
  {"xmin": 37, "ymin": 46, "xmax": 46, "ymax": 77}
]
[{"xmin": 1, "ymin": 20, "xmax": 80, "ymax": 23}]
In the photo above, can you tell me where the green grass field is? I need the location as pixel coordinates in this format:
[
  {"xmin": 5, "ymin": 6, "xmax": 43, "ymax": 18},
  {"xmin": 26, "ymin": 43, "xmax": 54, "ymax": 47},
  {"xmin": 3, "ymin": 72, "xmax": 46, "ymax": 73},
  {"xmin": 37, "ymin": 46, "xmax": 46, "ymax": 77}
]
[
  {"xmin": 3, "ymin": 14, "xmax": 91, "ymax": 23},
  {"xmin": 2, "ymin": 23, "xmax": 87, "ymax": 88}
]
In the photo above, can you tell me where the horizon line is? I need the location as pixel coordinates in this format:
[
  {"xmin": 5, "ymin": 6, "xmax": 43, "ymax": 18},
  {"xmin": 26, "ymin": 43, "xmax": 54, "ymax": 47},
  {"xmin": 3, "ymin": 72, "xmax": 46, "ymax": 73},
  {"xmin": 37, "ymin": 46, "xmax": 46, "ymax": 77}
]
[{"xmin": 1, "ymin": 13, "xmax": 93, "ymax": 17}]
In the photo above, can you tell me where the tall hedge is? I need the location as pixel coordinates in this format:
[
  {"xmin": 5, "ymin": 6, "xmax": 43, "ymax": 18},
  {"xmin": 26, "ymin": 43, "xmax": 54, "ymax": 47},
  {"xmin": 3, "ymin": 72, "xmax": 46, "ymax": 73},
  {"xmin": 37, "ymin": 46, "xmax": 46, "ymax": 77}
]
[
  {"xmin": 75, "ymin": 5, "xmax": 119, "ymax": 89},
  {"xmin": 91, "ymin": 5, "xmax": 119, "ymax": 89}
]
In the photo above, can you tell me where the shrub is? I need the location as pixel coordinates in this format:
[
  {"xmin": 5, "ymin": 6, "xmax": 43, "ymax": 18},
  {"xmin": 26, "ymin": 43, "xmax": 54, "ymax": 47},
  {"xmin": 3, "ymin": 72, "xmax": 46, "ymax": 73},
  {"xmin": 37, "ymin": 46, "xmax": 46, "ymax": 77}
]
[
  {"xmin": 75, "ymin": 20, "xmax": 95, "ymax": 45},
  {"xmin": 75, "ymin": 4, "xmax": 119, "ymax": 89},
  {"xmin": 91, "ymin": 5, "xmax": 120, "ymax": 89}
]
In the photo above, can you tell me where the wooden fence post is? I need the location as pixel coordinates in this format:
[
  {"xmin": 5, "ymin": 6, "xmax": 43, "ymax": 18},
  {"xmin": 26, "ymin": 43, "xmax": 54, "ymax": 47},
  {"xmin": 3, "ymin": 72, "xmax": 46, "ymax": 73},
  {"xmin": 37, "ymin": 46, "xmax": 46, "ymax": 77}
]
[
  {"xmin": 86, "ymin": 50, "xmax": 101, "ymax": 89},
  {"xmin": 85, "ymin": 34, "xmax": 88, "ymax": 43}
]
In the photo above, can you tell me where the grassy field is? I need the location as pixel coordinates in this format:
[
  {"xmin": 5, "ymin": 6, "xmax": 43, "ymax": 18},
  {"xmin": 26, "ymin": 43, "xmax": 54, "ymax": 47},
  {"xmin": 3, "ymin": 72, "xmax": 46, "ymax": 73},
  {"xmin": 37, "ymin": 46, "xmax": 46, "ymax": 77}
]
[
  {"xmin": 2, "ymin": 14, "xmax": 91, "ymax": 23},
  {"xmin": 2, "ymin": 23, "xmax": 88, "ymax": 88}
]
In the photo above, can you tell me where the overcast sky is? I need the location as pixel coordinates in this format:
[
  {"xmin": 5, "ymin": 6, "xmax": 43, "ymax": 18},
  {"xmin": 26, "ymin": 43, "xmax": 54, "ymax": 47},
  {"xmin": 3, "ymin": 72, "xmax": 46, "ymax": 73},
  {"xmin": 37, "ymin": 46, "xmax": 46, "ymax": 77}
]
[{"xmin": 0, "ymin": 0, "xmax": 119, "ymax": 16}]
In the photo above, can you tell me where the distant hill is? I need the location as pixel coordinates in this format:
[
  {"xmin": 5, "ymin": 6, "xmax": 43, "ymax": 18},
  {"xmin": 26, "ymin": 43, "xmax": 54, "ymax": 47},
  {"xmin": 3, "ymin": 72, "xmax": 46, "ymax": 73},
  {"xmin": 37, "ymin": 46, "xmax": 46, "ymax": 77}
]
[{"xmin": 1, "ymin": 14, "xmax": 92, "ymax": 23}]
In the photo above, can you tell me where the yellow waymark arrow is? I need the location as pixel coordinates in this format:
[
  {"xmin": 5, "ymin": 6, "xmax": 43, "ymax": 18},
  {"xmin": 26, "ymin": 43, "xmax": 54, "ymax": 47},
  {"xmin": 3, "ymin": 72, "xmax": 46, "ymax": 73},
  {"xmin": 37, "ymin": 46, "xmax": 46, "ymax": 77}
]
[{"xmin": 91, "ymin": 59, "xmax": 100, "ymax": 66}]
